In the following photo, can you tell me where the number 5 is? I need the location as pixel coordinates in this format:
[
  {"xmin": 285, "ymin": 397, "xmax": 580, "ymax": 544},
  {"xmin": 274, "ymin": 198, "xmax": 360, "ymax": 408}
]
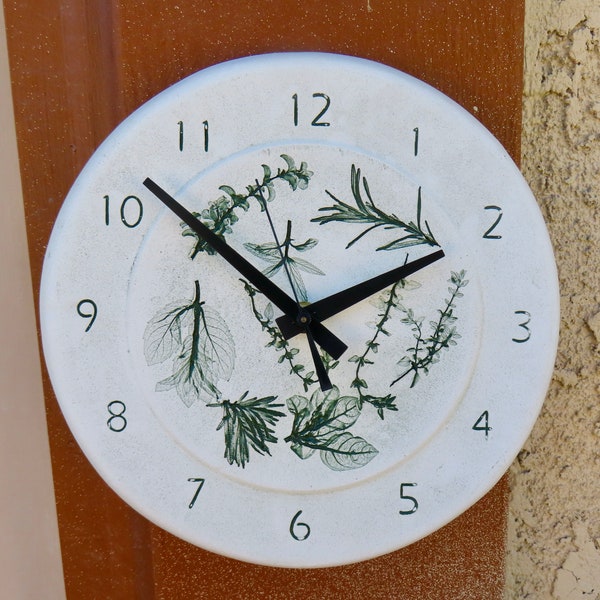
[{"xmin": 399, "ymin": 483, "xmax": 419, "ymax": 515}]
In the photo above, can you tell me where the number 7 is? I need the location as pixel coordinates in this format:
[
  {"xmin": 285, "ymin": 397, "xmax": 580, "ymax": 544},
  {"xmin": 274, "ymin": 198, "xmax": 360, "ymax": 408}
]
[{"xmin": 187, "ymin": 477, "xmax": 205, "ymax": 509}]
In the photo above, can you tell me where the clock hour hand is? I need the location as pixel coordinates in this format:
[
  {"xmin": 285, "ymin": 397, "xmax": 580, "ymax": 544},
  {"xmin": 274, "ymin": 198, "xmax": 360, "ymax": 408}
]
[
  {"xmin": 143, "ymin": 178, "xmax": 348, "ymax": 361},
  {"xmin": 276, "ymin": 249, "xmax": 445, "ymax": 340}
]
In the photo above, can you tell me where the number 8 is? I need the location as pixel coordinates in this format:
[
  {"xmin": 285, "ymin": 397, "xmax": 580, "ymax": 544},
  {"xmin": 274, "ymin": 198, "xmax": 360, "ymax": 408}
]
[{"xmin": 107, "ymin": 400, "xmax": 127, "ymax": 432}]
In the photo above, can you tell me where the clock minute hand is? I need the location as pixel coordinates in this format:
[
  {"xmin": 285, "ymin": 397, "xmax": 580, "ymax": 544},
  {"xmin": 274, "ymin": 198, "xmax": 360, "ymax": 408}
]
[
  {"xmin": 143, "ymin": 178, "xmax": 348, "ymax": 360},
  {"xmin": 276, "ymin": 248, "xmax": 445, "ymax": 340}
]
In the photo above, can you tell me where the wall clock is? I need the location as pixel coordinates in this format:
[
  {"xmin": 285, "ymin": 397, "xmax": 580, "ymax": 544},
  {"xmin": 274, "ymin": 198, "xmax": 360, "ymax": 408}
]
[{"xmin": 40, "ymin": 52, "xmax": 559, "ymax": 568}]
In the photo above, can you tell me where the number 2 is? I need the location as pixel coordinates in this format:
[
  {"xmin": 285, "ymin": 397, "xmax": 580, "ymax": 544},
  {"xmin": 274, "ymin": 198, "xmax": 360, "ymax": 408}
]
[{"xmin": 483, "ymin": 205, "xmax": 503, "ymax": 239}]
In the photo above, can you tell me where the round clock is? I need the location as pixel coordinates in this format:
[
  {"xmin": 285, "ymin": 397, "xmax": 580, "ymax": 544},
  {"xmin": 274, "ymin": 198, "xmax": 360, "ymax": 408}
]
[{"xmin": 40, "ymin": 52, "xmax": 559, "ymax": 567}]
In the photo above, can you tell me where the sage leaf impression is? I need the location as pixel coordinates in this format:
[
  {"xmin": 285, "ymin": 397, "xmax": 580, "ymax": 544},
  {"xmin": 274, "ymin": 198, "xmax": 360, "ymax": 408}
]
[
  {"xmin": 285, "ymin": 387, "xmax": 378, "ymax": 471},
  {"xmin": 144, "ymin": 280, "xmax": 235, "ymax": 406}
]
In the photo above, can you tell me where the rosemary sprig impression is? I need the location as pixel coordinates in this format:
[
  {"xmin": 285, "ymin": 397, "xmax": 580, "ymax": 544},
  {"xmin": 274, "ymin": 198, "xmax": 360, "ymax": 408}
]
[
  {"xmin": 312, "ymin": 164, "xmax": 439, "ymax": 251},
  {"xmin": 208, "ymin": 392, "xmax": 286, "ymax": 468}
]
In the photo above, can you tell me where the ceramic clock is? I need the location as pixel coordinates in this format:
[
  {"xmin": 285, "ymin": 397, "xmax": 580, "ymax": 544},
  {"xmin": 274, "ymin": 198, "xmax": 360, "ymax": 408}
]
[{"xmin": 40, "ymin": 53, "xmax": 559, "ymax": 567}]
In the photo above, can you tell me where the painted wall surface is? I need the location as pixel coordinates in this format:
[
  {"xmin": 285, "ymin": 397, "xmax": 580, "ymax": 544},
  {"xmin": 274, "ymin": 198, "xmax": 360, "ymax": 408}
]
[
  {"xmin": 0, "ymin": 7, "xmax": 65, "ymax": 599},
  {"xmin": 506, "ymin": 0, "xmax": 600, "ymax": 597}
]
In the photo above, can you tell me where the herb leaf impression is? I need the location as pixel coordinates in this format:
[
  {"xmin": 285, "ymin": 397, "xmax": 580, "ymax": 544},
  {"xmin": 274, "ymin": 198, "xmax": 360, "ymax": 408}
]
[
  {"xmin": 143, "ymin": 158, "xmax": 467, "ymax": 472},
  {"xmin": 312, "ymin": 164, "xmax": 439, "ymax": 251}
]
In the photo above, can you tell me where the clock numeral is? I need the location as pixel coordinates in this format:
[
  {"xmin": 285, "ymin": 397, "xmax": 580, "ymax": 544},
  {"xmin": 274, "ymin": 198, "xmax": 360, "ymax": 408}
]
[
  {"xmin": 472, "ymin": 410, "xmax": 492, "ymax": 438},
  {"xmin": 482, "ymin": 205, "xmax": 503, "ymax": 239},
  {"xmin": 104, "ymin": 194, "xmax": 143, "ymax": 228},
  {"xmin": 292, "ymin": 92, "xmax": 331, "ymax": 127},
  {"xmin": 177, "ymin": 120, "xmax": 209, "ymax": 153},
  {"xmin": 289, "ymin": 510, "xmax": 311, "ymax": 541},
  {"xmin": 76, "ymin": 299, "xmax": 97, "ymax": 332},
  {"xmin": 512, "ymin": 310, "xmax": 532, "ymax": 343},
  {"xmin": 413, "ymin": 127, "xmax": 419, "ymax": 156},
  {"xmin": 399, "ymin": 482, "xmax": 419, "ymax": 515},
  {"xmin": 106, "ymin": 400, "xmax": 127, "ymax": 432},
  {"xmin": 187, "ymin": 477, "xmax": 205, "ymax": 509},
  {"xmin": 203, "ymin": 120, "xmax": 209, "ymax": 152}
]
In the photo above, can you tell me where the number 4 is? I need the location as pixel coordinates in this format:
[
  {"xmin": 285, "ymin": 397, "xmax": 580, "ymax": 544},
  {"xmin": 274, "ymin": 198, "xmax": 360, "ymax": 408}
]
[{"xmin": 472, "ymin": 411, "xmax": 491, "ymax": 438}]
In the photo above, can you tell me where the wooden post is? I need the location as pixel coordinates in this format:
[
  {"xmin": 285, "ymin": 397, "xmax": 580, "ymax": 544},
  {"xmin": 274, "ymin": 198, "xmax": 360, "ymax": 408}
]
[{"xmin": 4, "ymin": 1, "xmax": 524, "ymax": 597}]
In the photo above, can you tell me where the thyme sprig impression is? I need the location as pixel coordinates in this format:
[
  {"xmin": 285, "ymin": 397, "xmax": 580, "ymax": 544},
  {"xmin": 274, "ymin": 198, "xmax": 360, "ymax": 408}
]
[
  {"xmin": 392, "ymin": 270, "xmax": 469, "ymax": 387},
  {"xmin": 349, "ymin": 279, "xmax": 419, "ymax": 419},
  {"xmin": 182, "ymin": 154, "xmax": 313, "ymax": 258},
  {"xmin": 241, "ymin": 279, "xmax": 319, "ymax": 391}
]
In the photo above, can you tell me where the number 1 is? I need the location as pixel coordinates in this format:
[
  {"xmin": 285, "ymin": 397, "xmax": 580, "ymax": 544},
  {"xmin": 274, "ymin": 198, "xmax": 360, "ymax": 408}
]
[
  {"xmin": 177, "ymin": 120, "xmax": 209, "ymax": 152},
  {"xmin": 413, "ymin": 127, "xmax": 419, "ymax": 156}
]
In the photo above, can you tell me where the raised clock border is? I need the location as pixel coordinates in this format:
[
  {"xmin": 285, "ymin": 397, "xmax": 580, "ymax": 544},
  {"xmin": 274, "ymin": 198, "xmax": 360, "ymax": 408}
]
[{"xmin": 4, "ymin": 1, "xmax": 525, "ymax": 597}]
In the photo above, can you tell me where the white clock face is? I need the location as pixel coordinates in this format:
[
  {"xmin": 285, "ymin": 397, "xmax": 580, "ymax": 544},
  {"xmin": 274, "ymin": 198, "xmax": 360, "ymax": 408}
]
[{"xmin": 40, "ymin": 53, "xmax": 559, "ymax": 567}]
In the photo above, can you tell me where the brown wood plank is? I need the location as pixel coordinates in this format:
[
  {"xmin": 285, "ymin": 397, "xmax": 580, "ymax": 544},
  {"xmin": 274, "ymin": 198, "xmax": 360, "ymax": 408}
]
[{"xmin": 4, "ymin": 0, "xmax": 524, "ymax": 597}]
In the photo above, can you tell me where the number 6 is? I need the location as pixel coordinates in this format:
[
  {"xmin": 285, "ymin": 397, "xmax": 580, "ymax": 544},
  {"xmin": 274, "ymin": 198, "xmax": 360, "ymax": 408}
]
[{"xmin": 289, "ymin": 510, "xmax": 311, "ymax": 541}]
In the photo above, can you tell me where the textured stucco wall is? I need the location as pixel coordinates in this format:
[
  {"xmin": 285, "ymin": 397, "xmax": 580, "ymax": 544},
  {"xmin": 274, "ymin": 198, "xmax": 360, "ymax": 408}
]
[{"xmin": 506, "ymin": 0, "xmax": 600, "ymax": 597}]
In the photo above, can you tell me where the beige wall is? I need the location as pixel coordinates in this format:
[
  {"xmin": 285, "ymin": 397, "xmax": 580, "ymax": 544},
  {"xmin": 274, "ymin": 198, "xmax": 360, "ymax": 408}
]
[
  {"xmin": 505, "ymin": 0, "xmax": 600, "ymax": 597},
  {"xmin": 2, "ymin": 0, "xmax": 598, "ymax": 597},
  {"xmin": 0, "ymin": 7, "xmax": 65, "ymax": 599}
]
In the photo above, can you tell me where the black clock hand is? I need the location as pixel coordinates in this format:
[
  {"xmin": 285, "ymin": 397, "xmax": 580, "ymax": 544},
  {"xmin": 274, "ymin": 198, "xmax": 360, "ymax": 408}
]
[
  {"xmin": 143, "ymin": 177, "xmax": 347, "ymax": 361},
  {"xmin": 276, "ymin": 248, "xmax": 445, "ymax": 340},
  {"xmin": 255, "ymin": 183, "xmax": 332, "ymax": 391}
]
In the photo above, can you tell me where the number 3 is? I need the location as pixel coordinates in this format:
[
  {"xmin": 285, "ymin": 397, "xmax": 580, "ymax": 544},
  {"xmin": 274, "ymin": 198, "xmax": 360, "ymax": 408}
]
[{"xmin": 512, "ymin": 310, "xmax": 531, "ymax": 343}]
